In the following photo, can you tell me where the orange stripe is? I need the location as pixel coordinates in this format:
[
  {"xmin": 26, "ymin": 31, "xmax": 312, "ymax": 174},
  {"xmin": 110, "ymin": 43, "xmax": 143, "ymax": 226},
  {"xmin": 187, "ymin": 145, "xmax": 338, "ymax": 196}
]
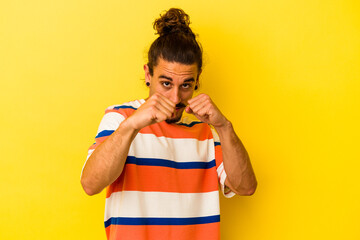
[
  {"xmin": 214, "ymin": 145, "xmax": 223, "ymax": 168},
  {"xmin": 105, "ymin": 222, "xmax": 220, "ymax": 240},
  {"xmin": 88, "ymin": 143, "xmax": 97, "ymax": 150},
  {"xmin": 140, "ymin": 121, "xmax": 212, "ymax": 140},
  {"xmin": 103, "ymin": 106, "xmax": 213, "ymax": 140},
  {"xmin": 106, "ymin": 164, "xmax": 218, "ymax": 198},
  {"xmin": 88, "ymin": 135, "xmax": 109, "ymax": 150}
]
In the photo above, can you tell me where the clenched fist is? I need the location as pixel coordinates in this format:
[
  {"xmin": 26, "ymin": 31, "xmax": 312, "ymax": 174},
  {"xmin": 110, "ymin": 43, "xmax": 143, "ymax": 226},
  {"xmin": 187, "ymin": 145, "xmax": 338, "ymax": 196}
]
[
  {"xmin": 127, "ymin": 93, "xmax": 176, "ymax": 130},
  {"xmin": 185, "ymin": 94, "xmax": 228, "ymax": 128}
]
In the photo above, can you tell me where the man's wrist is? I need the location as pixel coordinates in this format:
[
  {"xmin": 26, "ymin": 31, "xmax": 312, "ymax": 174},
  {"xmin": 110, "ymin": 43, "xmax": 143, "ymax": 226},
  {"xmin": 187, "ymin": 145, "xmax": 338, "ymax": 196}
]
[
  {"xmin": 116, "ymin": 117, "xmax": 141, "ymax": 136},
  {"xmin": 213, "ymin": 119, "xmax": 233, "ymax": 134}
]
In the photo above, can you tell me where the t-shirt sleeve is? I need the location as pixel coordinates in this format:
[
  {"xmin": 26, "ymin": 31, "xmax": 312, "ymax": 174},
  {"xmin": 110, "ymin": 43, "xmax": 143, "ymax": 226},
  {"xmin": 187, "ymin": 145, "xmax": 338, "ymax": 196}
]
[
  {"xmin": 211, "ymin": 128, "xmax": 236, "ymax": 198},
  {"xmin": 81, "ymin": 108, "xmax": 126, "ymax": 178}
]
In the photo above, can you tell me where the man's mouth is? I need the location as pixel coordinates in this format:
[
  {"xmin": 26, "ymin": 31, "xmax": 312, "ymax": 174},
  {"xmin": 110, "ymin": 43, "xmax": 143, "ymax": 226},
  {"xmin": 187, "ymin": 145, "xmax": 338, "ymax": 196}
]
[
  {"xmin": 172, "ymin": 108, "xmax": 182, "ymax": 117},
  {"xmin": 168, "ymin": 103, "xmax": 186, "ymax": 119},
  {"xmin": 170, "ymin": 105, "xmax": 185, "ymax": 118},
  {"xmin": 175, "ymin": 103, "xmax": 186, "ymax": 110}
]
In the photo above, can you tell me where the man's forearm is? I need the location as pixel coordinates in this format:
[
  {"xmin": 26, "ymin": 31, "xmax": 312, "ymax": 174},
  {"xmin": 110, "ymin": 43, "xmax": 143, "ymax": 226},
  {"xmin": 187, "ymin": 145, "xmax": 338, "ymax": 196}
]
[
  {"xmin": 81, "ymin": 119, "xmax": 139, "ymax": 196},
  {"xmin": 215, "ymin": 120, "xmax": 257, "ymax": 196},
  {"xmin": 81, "ymin": 94, "xmax": 177, "ymax": 196}
]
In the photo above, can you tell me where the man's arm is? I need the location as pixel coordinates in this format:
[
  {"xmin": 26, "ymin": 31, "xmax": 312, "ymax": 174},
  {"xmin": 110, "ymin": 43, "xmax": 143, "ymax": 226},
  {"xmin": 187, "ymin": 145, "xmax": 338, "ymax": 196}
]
[
  {"xmin": 214, "ymin": 121, "xmax": 257, "ymax": 196},
  {"xmin": 186, "ymin": 94, "xmax": 257, "ymax": 196},
  {"xmin": 81, "ymin": 119, "xmax": 139, "ymax": 196},
  {"xmin": 81, "ymin": 94, "xmax": 176, "ymax": 196}
]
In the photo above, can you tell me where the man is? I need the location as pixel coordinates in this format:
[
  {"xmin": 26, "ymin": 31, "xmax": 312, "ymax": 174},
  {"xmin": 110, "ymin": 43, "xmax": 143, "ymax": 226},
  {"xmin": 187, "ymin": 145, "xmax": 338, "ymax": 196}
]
[{"xmin": 81, "ymin": 8, "xmax": 257, "ymax": 240}]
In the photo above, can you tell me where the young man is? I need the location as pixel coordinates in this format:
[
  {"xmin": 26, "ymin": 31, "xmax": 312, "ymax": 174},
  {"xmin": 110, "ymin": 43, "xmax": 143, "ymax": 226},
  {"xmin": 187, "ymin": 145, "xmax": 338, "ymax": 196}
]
[{"xmin": 81, "ymin": 8, "xmax": 257, "ymax": 240}]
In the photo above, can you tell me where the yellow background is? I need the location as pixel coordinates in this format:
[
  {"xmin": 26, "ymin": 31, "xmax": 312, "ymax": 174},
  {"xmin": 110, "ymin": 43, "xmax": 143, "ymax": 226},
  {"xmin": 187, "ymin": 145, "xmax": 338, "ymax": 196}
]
[{"xmin": 1, "ymin": 0, "xmax": 359, "ymax": 239}]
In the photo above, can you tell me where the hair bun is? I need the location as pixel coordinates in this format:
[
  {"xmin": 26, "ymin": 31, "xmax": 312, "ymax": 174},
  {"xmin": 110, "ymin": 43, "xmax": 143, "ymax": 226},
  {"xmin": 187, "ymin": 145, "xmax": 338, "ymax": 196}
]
[{"xmin": 153, "ymin": 8, "xmax": 195, "ymax": 38}]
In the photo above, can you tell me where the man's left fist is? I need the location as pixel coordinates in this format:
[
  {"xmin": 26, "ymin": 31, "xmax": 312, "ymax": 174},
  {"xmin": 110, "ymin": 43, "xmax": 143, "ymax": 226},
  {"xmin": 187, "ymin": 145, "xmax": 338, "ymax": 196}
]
[{"xmin": 185, "ymin": 94, "xmax": 228, "ymax": 128}]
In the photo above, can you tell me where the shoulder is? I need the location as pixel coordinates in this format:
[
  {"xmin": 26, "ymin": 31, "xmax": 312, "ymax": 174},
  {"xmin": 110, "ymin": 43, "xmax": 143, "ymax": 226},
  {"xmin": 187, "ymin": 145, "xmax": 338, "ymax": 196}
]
[
  {"xmin": 95, "ymin": 99, "xmax": 144, "ymax": 133},
  {"xmin": 105, "ymin": 99, "xmax": 145, "ymax": 112},
  {"xmin": 104, "ymin": 99, "xmax": 145, "ymax": 116}
]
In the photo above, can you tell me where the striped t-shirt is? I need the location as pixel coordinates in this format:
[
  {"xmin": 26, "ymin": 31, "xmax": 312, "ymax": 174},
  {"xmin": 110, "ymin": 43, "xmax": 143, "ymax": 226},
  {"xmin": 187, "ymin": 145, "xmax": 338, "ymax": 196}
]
[{"xmin": 85, "ymin": 99, "xmax": 235, "ymax": 240}]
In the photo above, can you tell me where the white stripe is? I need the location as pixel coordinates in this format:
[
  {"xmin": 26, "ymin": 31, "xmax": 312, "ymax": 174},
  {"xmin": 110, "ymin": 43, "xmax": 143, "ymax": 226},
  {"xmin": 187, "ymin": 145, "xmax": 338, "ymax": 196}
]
[
  {"xmin": 86, "ymin": 149, "xmax": 94, "ymax": 161},
  {"xmin": 96, "ymin": 99, "xmax": 144, "ymax": 134},
  {"xmin": 210, "ymin": 128, "xmax": 220, "ymax": 142},
  {"xmin": 97, "ymin": 112, "xmax": 125, "ymax": 134},
  {"xmin": 104, "ymin": 191, "xmax": 220, "ymax": 221},
  {"xmin": 216, "ymin": 162, "xmax": 224, "ymax": 181},
  {"xmin": 217, "ymin": 162, "xmax": 236, "ymax": 198},
  {"xmin": 80, "ymin": 149, "xmax": 95, "ymax": 179},
  {"xmin": 218, "ymin": 162, "xmax": 226, "ymax": 187},
  {"xmin": 128, "ymin": 133, "xmax": 215, "ymax": 162},
  {"xmin": 107, "ymin": 99, "xmax": 145, "ymax": 111}
]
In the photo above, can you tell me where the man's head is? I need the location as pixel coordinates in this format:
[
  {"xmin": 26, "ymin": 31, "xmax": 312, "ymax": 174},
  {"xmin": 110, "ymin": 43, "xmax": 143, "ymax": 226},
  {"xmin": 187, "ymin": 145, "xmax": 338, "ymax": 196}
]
[
  {"xmin": 145, "ymin": 8, "xmax": 203, "ymax": 123},
  {"xmin": 144, "ymin": 58, "xmax": 199, "ymax": 123}
]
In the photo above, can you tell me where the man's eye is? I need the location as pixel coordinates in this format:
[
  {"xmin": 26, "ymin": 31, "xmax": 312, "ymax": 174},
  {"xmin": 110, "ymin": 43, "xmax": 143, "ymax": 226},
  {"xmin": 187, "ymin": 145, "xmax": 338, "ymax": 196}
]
[
  {"xmin": 182, "ymin": 84, "xmax": 191, "ymax": 89},
  {"xmin": 162, "ymin": 82, "xmax": 171, "ymax": 87}
]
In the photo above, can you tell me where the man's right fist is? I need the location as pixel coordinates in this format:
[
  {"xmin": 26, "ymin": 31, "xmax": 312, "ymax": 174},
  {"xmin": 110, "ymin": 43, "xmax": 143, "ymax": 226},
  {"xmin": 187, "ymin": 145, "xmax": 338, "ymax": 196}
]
[{"xmin": 126, "ymin": 93, "xmax": 176, "ymax": 130}]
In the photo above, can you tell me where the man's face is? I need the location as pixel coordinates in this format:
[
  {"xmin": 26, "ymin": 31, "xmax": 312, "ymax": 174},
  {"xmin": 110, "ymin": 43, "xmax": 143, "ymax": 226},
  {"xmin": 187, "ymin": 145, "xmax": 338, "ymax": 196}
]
[{"xmin": 144, "ymin": 58, "xmax": 200, "ymax": 123}]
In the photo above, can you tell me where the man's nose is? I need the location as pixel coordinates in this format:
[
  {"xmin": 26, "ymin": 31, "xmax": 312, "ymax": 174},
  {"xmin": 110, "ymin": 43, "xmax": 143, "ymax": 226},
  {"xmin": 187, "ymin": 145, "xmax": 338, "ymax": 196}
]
[{"xmin": 169, "ymin": 88, "xmax": 181, "ymax": 104}]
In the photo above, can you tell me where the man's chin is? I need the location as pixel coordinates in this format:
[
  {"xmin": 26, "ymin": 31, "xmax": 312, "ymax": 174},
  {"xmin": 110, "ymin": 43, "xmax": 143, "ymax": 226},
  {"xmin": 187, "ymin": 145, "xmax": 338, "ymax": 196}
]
[
  {"xmin": 165, "ymin": 117, "xmax": 182, "ymax": 124},
  {"xmin": 165, "ymin": 108, "xmax": 185, "ymax": 124}
]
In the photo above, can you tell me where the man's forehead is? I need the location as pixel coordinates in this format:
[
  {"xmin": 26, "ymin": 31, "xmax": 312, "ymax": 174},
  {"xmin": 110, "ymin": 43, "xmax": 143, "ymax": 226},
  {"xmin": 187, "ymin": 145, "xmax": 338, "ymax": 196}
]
[{"xmin": 154, "ymin": 58, "xmax": 198, "ymax": 77}]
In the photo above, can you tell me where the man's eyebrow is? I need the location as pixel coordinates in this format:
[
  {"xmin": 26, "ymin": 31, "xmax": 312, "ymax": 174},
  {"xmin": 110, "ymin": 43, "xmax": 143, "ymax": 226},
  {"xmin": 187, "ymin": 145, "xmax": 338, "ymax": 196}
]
[
  {"xmin": 158, "ymin": 75, "xmax": 195, "ymax": 83},
  {"xmin": 184, "ymin": 78, "xmax": 195, "ymax": 82},
  {"xmin": 159, "ymin": 75, "xmax": 173, "ymax": 81}
]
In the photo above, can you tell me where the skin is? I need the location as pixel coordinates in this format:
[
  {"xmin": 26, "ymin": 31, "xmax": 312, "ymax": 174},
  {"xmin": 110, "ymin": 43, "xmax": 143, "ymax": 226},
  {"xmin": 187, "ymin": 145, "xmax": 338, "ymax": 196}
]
[{"xmin": 81, "ymin": 57, "xmax": 257, "ymax": 196}]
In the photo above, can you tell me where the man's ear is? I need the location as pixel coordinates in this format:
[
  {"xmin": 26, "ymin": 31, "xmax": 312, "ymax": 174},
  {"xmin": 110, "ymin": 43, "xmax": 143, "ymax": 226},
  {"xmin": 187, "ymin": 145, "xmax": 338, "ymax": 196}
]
[
  {"xmin": 144, "ymin": 64, "xmax": 151, "ymax": 82},
  {"xmin": 197, "ymin": 69, "xmax": 202, "ymax": 78},
  {"xmin": 196, "ymin": 69, "xmax": 202, "ymax": 88}
]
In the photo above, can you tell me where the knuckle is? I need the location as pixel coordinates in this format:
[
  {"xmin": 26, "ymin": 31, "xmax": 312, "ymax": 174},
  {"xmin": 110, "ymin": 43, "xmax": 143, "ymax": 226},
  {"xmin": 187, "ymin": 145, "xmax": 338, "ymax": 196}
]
[
  {"xmin": 158, "ymin": 113, "xmax": 167, "ymax": 121},
  {"xmin": 152, "ymin": 94, "xmax": 159, "ymax": 100},
  {"xmin": 150, "ymin": 105, "xmax": 157, "ymax": 112}
]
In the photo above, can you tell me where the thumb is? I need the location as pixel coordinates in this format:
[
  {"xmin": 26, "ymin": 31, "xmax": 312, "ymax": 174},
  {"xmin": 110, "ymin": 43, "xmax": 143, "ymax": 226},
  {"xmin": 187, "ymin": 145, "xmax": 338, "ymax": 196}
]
[{"xmin": 185, "ymin": 105, "xmax": 193, "ymax": 113}]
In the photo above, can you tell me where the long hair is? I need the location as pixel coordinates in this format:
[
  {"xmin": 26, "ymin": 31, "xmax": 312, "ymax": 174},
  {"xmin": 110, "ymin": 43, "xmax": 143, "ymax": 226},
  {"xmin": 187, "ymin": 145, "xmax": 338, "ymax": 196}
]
[{"xmin": 147, "ymin": 8, "xmax": 203, "ymax": 76}]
